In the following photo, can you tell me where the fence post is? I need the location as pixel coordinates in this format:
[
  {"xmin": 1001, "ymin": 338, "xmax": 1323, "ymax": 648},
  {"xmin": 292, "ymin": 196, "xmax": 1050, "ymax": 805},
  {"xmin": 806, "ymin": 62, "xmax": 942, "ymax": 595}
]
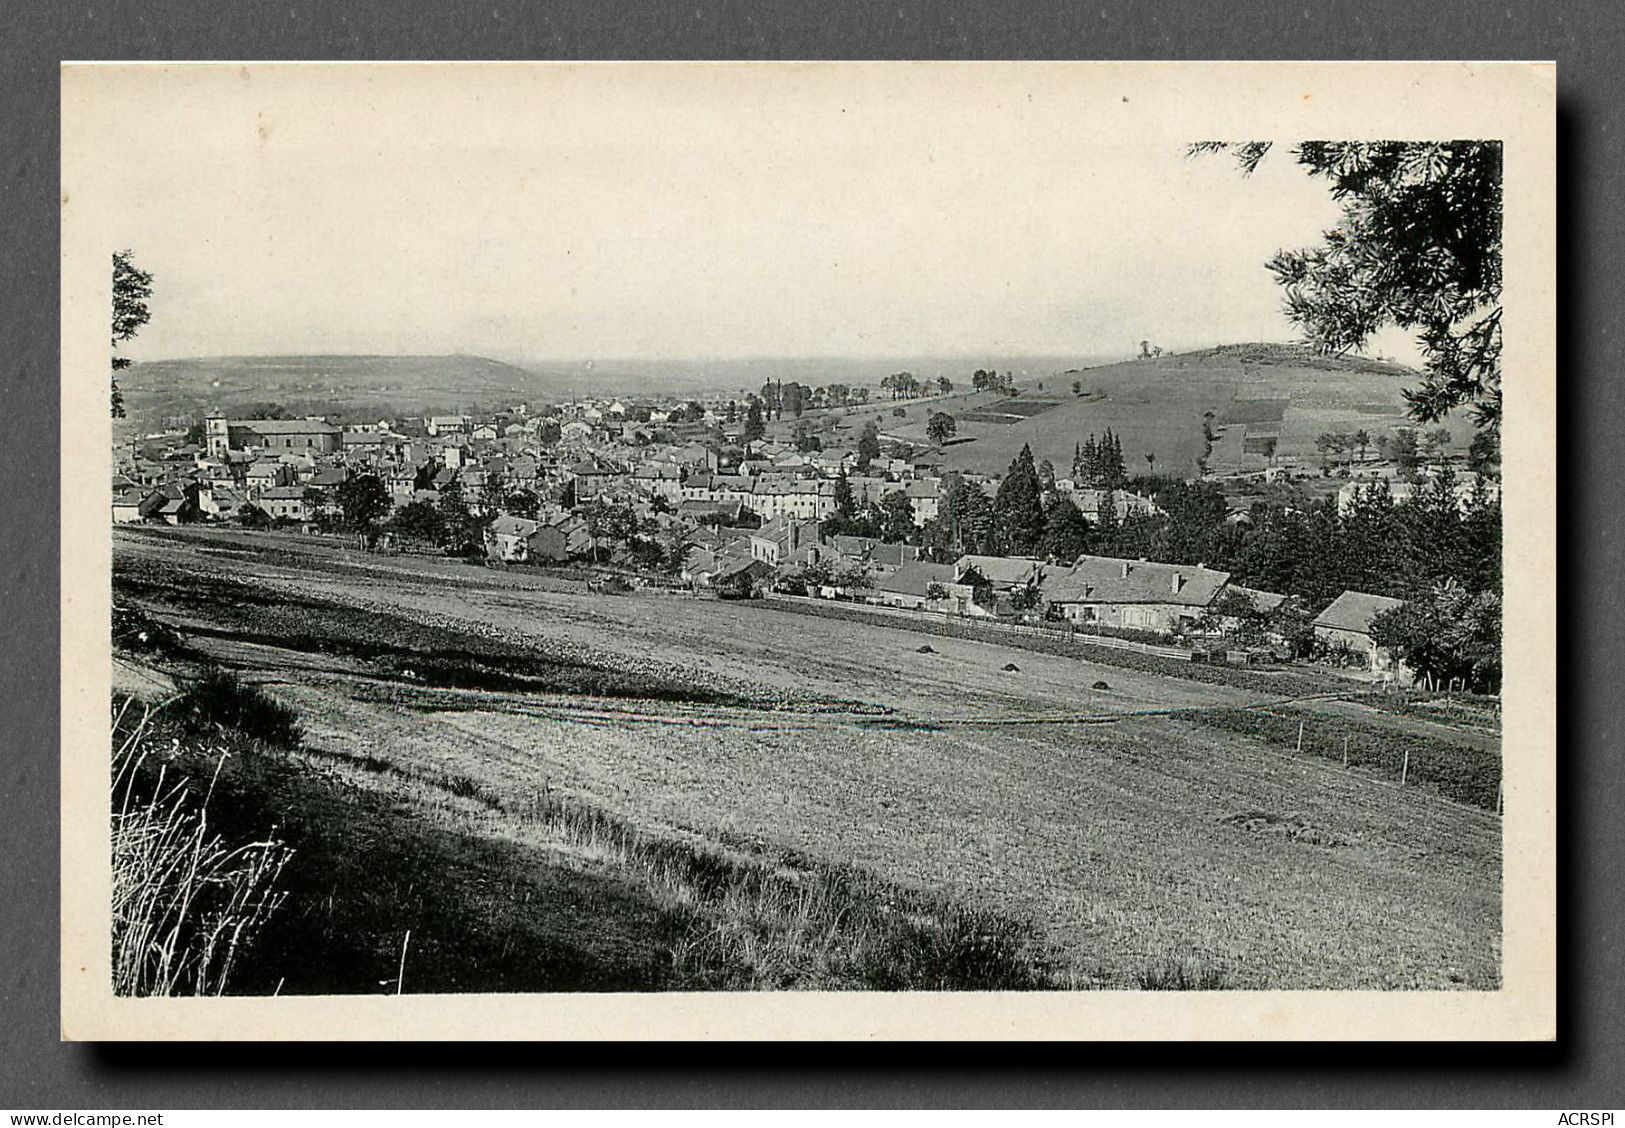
[
  {"xmin": 1400, "ymin": 748, "xmax": 1409, "ymax": 787},
  {"xmin": 1341, "ymin": 734, "xmax": 1349, "ymax": 769},
  {"xmin": 1295, "ymin": 720, "xmax": 1304, "ymax": 755}
]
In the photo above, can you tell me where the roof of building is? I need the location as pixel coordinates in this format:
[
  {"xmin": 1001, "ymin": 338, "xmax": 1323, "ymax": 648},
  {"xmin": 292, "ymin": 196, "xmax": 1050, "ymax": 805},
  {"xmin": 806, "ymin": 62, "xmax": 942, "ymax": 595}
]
[
  {"xmin": 956, "ymin": 554, "xmax": 1041, "ymax": 587},
  {"xmin": 1312, "ymin": 590, "xmax": 1405, "ymax": 634},
  {"xmin": 258, "ymin": 486, "xmax": 307, "ymax": 500},
  {"xmin": 1040, "ymin": 555, "xmax": 1231, "ymax": 608},
  {"xmin": 1229, "ymin": 585, "xmax": 1288, "ymax": 614},
  {"xmin": 869, "ymin": 543, "xmax": 919, "ymax": 568},
  {"xmin": 712, "ymin": 556, "xmax": 773, "ymax": 582},
  {"xmin": 488, "ymin": 514, "xmax": 540, "ymax": 539},
  {"xmin": 877, "ymin": 561, "xmax": 958, "ymax": 598},
  {"xmin": 229, "ymin": 419, "xmax": 341, "ymax": 435},
  {"xmin": 831, "ymin": 534, "xmax": 879, "ymax": 558}
]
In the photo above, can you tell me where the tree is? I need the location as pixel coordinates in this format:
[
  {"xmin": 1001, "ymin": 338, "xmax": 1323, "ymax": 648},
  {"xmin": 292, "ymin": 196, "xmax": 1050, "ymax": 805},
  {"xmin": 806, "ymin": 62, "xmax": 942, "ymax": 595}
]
[
  {"xmin": 389, "ymin": 498, "xmax": 445, "ymax": 544},
  {"xmin": 926, "ymin": 411, "xmax": 957, "ymax": 446},
  {"xmin": 833, "ymin": 470, "xmax": 857, "ymax": 518},
  {"xmin": 111, "ymin": 250, "xmax": 153, "ymax": 418},
  {"xmin": 882, "ymin": 372, "xmax": 919, "ymax": 401},
  {"xmin": 302, "ymin": 486, "xmax": 334, "ymax": 528},
  {"xmin": 1390, "ymin": 428, "xmax": 1423, "ymax": 480},
  {"xmin": 856, "ymin": 420, "xmax": 882, "ymax": 470},
  {"xmin": 1039, "ymin": 495, "xmax": 1092, "ymax": 562},
  {"xmin": 1197, "ymin": 588, "xmax": 1271, "ymax": 647},
  {"xmin": 479, "ymin": 470, "xmax": 508, "ymax": 516},
  {"xmin": 1036, "ymin": 458, "xmax": 1057, "ymax": 501},
  {"xmin": 993, "ymin": 444, "xmax": 1045, "ymax": 556},
  {"xmin": 1091, "ymin": 490, "xmax": 1120, "ymax": 553},
  {"xmin": 1195, "ymin": 140, "xmax": 1503, "ymax": 430},
  {"xmin": 832, "ymin": 562, "xmax": 873, "ymax": 592},
  {"xmin": 926, "ymin": 473, "xmax": 995, "ymax": 559},
  {"xmin": 1370, "ymin": 581, "xmax": 1502, "ymax": 691},
  {"xmin": 792, "ymin": 419, "xmax": 822, "ymax": 452},
  {"xmin": 877, "ymin": 490, "xmax": 916, "ymax": 544},
  {"xmin": 435, "ymin": 482, "xmax": 482, "ymax": 555},
  {"xmin": 1467, "ymin": 429, "xmax": 1501, "ymax": 478},
  {"xmin": 1424, "ymin": 427, "xmax": 1454, "ymax": 463},
  {"xmin": 1072, "ymin": 379, "xmax": 1083, "ymax": 396},
  {"xmin": 743, "ymin": 398, "xmax": 766, "ymax": 444},
  {"xmin": 1315, "ymin": 431, "xmax": 1346, "ymax": 471},
  {"xmin": 584, "ymin": 497, "xmax": 638, "ymax": 562},
  {"xmin": 935, "ymin": 375, "xmax": 953, "ymax": 396},
  {"xmin": 1352, "ymin": 428, "xmax": 1371, "ymax": 467},
  {"xmin": 336, "ymin": 473, "xmax": 390, "ymax": 533}
]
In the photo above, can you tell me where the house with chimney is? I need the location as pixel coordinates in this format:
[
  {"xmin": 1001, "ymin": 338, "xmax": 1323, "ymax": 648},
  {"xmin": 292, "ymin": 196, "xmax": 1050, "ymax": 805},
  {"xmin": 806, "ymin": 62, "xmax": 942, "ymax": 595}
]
[{"xmin": 1039, "ymin": 555, "xmax": 1231, "ymax": 634}]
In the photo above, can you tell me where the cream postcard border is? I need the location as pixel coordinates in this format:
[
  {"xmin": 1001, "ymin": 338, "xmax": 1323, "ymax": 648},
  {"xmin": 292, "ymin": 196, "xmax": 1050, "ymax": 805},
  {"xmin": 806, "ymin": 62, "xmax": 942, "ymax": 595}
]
[{"xmin": 59, "ymin": 60, "xmax": 1556, "ymax": 1041}]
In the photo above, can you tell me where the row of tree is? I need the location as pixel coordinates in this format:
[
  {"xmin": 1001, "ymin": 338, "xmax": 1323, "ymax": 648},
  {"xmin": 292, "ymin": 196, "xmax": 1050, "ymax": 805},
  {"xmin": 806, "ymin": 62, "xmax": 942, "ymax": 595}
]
[
  {"xmin": 1072, "ymin": 431, "xmax": 1129, "ymax": 489},
  {"xmin": 969, "ymin": 369, "xmax": 1016, "ymax": 394}
]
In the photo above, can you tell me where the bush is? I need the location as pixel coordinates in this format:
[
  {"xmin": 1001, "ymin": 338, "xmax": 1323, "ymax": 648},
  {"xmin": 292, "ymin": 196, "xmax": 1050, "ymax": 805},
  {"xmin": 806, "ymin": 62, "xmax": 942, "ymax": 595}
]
[
  {"xmin": 112, "ymin": 600, "xmax": 182, "ymax": 655},
  {"xmin": 175, "ymin": 669, "xmax": 303, "ymax": 748}
]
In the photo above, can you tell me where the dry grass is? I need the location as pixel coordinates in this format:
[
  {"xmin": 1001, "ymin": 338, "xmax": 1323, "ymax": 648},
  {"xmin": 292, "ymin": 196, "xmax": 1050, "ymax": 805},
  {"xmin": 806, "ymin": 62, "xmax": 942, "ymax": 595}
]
[
  {"xmin": 395, "ymin": 772, "xmax": 1052, "ymax": 990},
  {"xmin": 114, "ymin": 527, "xmax": 1503, "ymax": 990},
  {"xmin": 111, "ymin": 698, "xmax": 293, "ymax": 996},
  {"xmin": 1136, "ymin": 958, "xmax": 1231, "ymax": 990}
]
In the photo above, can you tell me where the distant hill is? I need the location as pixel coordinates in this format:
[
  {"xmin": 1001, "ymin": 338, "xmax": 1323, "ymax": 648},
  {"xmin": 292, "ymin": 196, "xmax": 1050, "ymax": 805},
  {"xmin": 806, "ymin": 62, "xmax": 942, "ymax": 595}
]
[
  {"xmin": 830, "ymin": 342, "xmax": 1470, "ymax": 478},
  {"xmin": 115, "ymin": 351, "xmax": 1118, "ymax": 434},
  {"xmin": 117, "ymin": 354, "xmax": 568, "ymax": 432}
]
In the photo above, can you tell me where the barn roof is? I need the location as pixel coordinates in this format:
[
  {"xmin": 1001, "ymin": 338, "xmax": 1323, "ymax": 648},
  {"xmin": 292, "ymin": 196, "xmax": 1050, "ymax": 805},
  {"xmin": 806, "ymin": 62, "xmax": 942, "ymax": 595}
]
[
  {"xmin": 1312, "ymin": 590, "xmax": 1405, "ymax": 634},
  {"xmin": 1041, "ymin": 555, "xmax": 1230, "ymax": 608}
]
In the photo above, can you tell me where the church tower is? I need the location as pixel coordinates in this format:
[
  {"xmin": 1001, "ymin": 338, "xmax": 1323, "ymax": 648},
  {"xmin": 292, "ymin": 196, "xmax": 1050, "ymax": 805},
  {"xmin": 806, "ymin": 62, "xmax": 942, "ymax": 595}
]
[{"xmin": 204, "ymin": 409, "xmax": 230, "ymax": 461}]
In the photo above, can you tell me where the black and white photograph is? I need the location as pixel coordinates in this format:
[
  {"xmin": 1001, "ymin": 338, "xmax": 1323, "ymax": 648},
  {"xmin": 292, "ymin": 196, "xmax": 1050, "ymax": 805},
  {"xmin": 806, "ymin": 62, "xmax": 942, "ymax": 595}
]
[{"xmin": 59, "ymin": 61, "xmax": 1556, "ymax": 1039}]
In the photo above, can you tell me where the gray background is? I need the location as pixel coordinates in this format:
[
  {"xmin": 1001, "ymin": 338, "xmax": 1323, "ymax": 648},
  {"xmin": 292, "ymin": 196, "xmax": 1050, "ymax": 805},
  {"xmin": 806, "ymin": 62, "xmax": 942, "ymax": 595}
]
[{"xmin": 2, "ymin": 0, "xmax": 1617, "ymax": 1108}]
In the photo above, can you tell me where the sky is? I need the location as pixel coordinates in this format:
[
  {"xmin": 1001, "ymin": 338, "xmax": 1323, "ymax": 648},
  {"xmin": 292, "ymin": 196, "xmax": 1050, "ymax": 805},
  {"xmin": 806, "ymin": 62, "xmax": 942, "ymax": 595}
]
[{"xmin": 66, "ymin": 63, "xmax": 1421, "ymax": 367}]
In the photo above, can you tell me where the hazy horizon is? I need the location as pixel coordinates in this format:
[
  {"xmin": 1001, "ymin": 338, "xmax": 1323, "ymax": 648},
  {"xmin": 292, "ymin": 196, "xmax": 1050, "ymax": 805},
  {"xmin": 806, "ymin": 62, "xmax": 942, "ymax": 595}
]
[{"xmin": 70, "ymin": 64, "xmax": 1422, "ymax": 374}]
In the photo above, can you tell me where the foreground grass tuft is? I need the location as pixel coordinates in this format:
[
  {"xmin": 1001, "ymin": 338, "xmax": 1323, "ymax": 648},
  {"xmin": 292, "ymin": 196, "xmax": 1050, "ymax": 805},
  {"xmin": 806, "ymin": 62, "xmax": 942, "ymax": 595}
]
[
  {"xmin": 507, "ymin": 789, "xmax": 1053, "ymax": 990},
  {"xmin": 1136, "ymin": 957, "xmax": 1230, "ymax": 990},
  {"xmin": 111, "ymin": 698, "xmax": 294, "ymax": 996}
]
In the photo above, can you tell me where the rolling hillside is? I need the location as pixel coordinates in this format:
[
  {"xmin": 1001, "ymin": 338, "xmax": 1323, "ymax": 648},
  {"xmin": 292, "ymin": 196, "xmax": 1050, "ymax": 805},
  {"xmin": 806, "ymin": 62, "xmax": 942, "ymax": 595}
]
[
  {"xmin": 117, "ymin": 354, "xmax": 564, "ymax": 432},
  {"xmin": 832, "ymin": 342, "xmax": 1470, "ymax": 477}
]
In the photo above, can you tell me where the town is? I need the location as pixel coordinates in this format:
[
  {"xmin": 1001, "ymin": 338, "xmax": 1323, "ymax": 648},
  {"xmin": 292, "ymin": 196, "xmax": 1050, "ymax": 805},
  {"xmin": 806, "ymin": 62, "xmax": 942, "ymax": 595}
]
[{"xmin": 112, "ymin": 361, "xmax": 1503, "ymax": 694}]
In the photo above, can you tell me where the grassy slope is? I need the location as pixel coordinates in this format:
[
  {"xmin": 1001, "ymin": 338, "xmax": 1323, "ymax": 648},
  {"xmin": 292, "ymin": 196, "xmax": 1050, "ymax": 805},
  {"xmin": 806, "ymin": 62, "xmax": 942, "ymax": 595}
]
[
  {"xmin": 115, "ymin": 527, "xmax": 1502, "ymax": 989},
  {"xmin": 829, "ymin": 343, "xmax": 1478, "ymax": 478},
  {"xmin": 118, "ymin": 353, "xmax": 553, "ymax": 430}
]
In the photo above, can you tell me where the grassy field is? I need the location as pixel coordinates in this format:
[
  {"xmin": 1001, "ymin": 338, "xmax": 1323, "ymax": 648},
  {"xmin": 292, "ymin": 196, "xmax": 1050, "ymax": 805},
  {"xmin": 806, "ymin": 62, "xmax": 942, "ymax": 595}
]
[
  {"xmin": 112, "ymin": 526, "xmax": 1502, "ymax": 991},
  {"xmin": 825, "ymin": 342, "xmax": 1479, "ymax": 478}
]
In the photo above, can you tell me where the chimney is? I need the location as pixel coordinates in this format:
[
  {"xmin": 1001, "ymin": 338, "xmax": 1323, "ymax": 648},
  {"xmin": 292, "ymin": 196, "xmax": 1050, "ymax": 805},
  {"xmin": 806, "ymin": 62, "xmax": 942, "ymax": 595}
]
[
  {"xmin": 1171, "ymin": 570, "xmax": 1184, "ymax": 594},
  {"xmin": 1120, "ymin": 561, "xmax": 1131, "ymax": 578}
]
